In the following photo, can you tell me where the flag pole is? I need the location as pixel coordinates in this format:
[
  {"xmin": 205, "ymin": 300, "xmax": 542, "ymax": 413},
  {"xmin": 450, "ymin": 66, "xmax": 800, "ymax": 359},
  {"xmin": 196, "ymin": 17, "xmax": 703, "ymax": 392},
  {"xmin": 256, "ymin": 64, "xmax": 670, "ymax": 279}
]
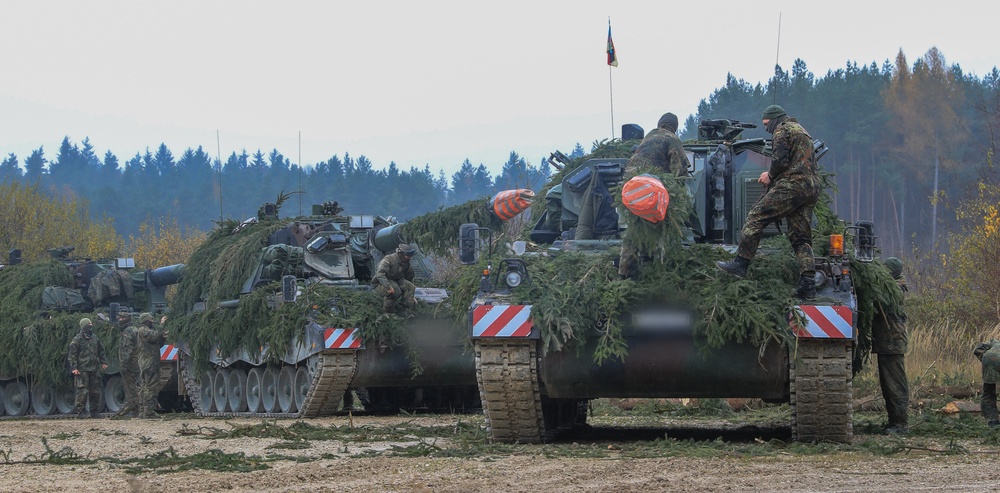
[
  {"xmin": 609, "ymin": 67, "xmax": 615, "ymax": 140},
  {"xmin": 607, "ymin": 17, "xmax": 617, "ymax": 140}
]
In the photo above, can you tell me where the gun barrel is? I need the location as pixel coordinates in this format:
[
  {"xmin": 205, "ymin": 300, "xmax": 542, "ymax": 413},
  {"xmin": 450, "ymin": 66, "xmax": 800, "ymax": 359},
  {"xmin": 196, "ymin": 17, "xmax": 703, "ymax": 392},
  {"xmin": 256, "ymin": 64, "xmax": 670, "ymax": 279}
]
[{"xmin": 148, "ymin": 264, "xmax": 185, "ymax": 287}]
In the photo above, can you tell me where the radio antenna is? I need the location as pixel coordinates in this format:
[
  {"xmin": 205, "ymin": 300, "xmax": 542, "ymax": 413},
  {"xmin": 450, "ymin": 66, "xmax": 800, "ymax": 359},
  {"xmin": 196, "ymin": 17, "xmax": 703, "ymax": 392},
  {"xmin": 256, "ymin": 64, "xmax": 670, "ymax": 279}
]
[
  {"xmin": 773, "ymin": 13, "xmax": 782, "ymax": 104},
  {"xmin": 216, "ymin": 130, "xmax": 223, "ymax": 223},
  {"xmin": 298, "ymin": 131, "xmax": 303, "ymax": 216}
]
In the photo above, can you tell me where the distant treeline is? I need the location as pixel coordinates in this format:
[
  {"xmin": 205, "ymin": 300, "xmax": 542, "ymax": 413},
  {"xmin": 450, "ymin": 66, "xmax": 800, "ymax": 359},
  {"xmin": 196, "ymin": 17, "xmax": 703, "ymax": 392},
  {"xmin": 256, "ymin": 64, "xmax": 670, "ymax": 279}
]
[
  {"xmin": 2, "ymin": 48, "xmax": 998, "ymax": 256},
  {"xmin": 0, "ymin": 142, "xmax": 559, "ymax": 237}
]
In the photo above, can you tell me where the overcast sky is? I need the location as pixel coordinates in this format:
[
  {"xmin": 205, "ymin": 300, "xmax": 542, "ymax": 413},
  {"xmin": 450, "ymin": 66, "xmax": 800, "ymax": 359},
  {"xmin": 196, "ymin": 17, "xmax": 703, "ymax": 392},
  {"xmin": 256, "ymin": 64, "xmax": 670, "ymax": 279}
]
[{"xmin": 1, "ymin": 0, "xmax": 997, "ymax": 178}]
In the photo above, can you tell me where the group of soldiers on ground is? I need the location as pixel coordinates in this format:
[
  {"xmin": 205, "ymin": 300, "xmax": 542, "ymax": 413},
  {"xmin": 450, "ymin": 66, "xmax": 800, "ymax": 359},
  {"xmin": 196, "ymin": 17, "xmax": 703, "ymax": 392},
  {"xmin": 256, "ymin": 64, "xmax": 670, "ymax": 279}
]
[{"xmin": 66, "ymin": 310, "xmax": 168, "ymax": 419}]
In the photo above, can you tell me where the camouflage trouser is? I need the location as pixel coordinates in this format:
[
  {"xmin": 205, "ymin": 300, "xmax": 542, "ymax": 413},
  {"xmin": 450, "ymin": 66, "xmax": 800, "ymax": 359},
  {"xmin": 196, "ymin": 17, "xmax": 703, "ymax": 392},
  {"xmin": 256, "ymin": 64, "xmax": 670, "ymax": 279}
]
[
  {"xmin": 877, "ymin": 353, "xmax": 909, "ymax": 427},
  {"xmin": 982, "ymin": 384, "xmax": 998, "ymax": 423},
  {"xmin": 73, "ymin": 371, "xmax": 102, "ymax": 413},
  {"xmin": 375, "ymin": 280, "xmax": 416, "ymax": 313},
  {"xmin": 138, "ymin": 357, "xmax": 162, "ymax": 416},
  {"xmin": 735, "ymin": 179, "xmax": 820, "ymax": 276},
  {"xmin": 117, "ymin": 363, "xmax": 141, "ymax": 415}
]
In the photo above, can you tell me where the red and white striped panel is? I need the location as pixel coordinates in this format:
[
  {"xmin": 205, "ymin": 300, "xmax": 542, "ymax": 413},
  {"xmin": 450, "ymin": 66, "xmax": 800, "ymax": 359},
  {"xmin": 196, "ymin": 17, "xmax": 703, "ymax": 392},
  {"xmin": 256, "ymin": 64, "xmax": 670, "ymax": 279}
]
[
  {"xmin": 472, "ymin": 305, "xmax": 533, "ymax": 337},
  {"xmin": 324, "ymin": 328, "xmax": 362, "ymax": 349},
  {"xmin": 159, "ymin": 344, "xmax": 178, "ymax": 361},
  {"xmin": 791, "ymin": 305, "xmax": 854, "ymax": 339}
]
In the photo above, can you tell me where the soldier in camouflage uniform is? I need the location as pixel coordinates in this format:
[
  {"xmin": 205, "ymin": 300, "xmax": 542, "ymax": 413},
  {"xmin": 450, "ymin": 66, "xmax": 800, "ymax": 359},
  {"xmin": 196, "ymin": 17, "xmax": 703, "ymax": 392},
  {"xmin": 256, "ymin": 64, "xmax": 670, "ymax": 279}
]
[
  {"xmin": 716, "ymin": 105, "xmax": 822, "ymax": 300},
  {"xmin": 136, "ymin": 312, "xmax": 168, "ymax": 418},
  {"xmin": 372, "ymin": 244, "xmax": 417, "ymax": 315},
  {"xmin": 617, "ymin": 112, "xmax": 691, "ymax": 278},
  {"xmin": 624, "ymin": 112, "xmax": 690, "ymax": 177},
  {"xmin": 115, "ymin": 310, "xmax": 141, "ymax": 418},
  {"xmin": 974, "ymin": 340, "xmax": 1000, "ymax": 428},
  {"xmin": 873, "ymin": 257, "xmax": 909, "ymax": 434},
  {"xmin": 67, "ymin": 317, "xmax": 108, "ymax": 418}
]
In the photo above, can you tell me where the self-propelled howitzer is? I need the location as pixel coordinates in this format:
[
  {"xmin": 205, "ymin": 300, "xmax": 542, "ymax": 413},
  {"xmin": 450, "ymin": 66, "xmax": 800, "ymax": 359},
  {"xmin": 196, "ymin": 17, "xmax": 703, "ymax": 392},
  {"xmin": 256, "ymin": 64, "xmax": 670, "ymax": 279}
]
[
  {"xmin": 460, "ymin": 119, "xmax": 875, "ymax": 443},
  {"xmin": 0, "ymin": 249, "xmax": 185, "ymax": 418},
  {"xmin": 173, "ymin": 202, "xmax": 478, "ymax": 418}
]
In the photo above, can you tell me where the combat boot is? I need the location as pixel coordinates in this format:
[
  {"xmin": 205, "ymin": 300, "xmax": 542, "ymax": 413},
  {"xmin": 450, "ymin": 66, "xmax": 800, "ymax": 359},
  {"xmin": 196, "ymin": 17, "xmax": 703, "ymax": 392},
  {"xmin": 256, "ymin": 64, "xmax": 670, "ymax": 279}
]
[
  {"xmin": 90, "ymin": 410, "xmax": 101, "ymax": 419},
  {"xmin": 716, "ymin": 256, "xmax": 750, "ymax": 278},
  {"xmin": 76, "ymin": 410, "xmax": 88, "ymax": 419},
  {"xmin": 795, "ymin": 274, "xmax": 817, "ymax": 301}
]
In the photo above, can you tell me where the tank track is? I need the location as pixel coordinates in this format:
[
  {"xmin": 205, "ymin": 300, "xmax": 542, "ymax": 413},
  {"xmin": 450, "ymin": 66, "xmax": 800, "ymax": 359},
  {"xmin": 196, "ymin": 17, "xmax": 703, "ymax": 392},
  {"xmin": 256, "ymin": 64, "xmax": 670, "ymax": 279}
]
[
  {"xmin": 474, "ymin": 340, "xmax": 545, "ymax": 443},
  {"xmin": 790, "ymin": 338, "xmax": 853, "ymax": 443},
  {"xmin": 179, "ymin": 350, "xmax": 356, "ymax": 418},
  {"xmin": 298, "ymin": 351, "xmax": 357, "ymax": 417}
]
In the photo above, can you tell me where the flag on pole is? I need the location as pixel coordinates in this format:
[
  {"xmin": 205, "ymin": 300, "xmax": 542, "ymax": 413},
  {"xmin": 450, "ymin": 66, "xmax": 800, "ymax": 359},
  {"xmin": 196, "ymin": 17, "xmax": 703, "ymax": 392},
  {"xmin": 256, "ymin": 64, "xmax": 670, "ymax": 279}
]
[{"xmin": 606, "ymin": 21, "xmax": 618, "ymax": 67}]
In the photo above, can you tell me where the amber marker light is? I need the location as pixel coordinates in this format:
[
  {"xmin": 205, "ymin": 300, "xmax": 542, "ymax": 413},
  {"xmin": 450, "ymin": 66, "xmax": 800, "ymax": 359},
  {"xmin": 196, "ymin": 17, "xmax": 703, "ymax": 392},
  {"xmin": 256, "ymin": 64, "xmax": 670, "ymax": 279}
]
[{"xmin": 829, "ymin": 234, "xmax": 844, "ymax": 256}]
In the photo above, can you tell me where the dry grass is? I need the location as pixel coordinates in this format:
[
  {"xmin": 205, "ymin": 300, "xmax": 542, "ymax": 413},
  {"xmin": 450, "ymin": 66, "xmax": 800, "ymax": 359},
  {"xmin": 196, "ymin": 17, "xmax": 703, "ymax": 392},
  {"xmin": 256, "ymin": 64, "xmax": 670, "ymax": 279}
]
[{"xmin": 856, "ymin": 319, "xmax": 1000, "ymax": 399}]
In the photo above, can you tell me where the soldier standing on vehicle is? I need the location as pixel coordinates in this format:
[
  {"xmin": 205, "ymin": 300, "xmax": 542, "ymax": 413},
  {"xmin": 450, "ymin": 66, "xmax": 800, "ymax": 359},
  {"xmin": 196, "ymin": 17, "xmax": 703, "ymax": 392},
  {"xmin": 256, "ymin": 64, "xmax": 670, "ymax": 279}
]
[
  {"xmin": 115, "ymin": 310, "xmax": 140, "ymax": 418},
  {"xmin": 67, "ymin": 317, "xmax": 108, "ymax": 418},
  {"xmin": 716, "ymin": 105, "xmax": 822, "ymax": 300},
  {"xmin": 874, "ymin": 257, "xmax": 910, "ymax": 434},
  {"xmin": 624, "ymin": 112, "xmax": 690, "ymax": 177},
  {"xmin": 372, "ymin": 244, "xmax": 417, "ymax": 316},
  {"xmin": 617, "ymin": 112, "xmax": 691, "ymax": 278},
  {"xmin": 136, "ymin": 312, "xmax": 168, "ymax": 418}
]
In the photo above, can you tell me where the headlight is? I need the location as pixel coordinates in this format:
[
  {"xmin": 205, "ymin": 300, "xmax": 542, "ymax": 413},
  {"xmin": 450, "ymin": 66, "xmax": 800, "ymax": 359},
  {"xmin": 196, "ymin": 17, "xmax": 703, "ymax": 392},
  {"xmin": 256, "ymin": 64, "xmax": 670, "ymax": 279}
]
[{"xmin": 504, "ymin": 270, "xmax": 523, "ymax": 288}]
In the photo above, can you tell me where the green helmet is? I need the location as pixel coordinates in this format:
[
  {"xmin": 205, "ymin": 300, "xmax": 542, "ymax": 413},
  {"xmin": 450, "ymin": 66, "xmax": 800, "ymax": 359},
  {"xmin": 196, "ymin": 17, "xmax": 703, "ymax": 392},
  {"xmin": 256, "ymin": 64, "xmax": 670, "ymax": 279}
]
[
  {"xmin": 79, "ymin": 318, "xmax": 93, "ymax": 330},
  {"xmin": 884, "ymin": 257, "xmax": 903, "ymax": 280},
  {"xmin": 397, "ymin": 244, "xmax": 416, "ymax": 257},
  {"xmin": 139, "ymin": 312, "xmax": 154, "ymax": 324}
]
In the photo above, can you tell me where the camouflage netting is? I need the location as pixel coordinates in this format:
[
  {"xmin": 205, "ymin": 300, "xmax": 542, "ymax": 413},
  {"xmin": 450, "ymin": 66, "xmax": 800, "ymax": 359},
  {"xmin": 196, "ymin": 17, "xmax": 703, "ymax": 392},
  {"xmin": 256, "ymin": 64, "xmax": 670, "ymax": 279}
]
[
  {"xmin": 0, "ymin": 261, "xmax": 119, "ymax": 386},
  {"xmin": 850, "ymin": 259, "xmax": 906, "ymax": 370},
  {"xmin": 169, "ymin": 218, "xmax": 436, "ymax": 376},
  {"xmin": 398, "ymin": 198, "xmax": 505, "ymax": 256}
]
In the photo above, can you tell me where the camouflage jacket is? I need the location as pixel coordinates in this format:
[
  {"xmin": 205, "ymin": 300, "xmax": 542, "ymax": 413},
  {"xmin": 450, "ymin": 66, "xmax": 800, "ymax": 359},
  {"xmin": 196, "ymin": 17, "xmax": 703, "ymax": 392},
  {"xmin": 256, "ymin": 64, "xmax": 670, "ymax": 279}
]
[
  {"xmin": 372, "ymin": 253, "xmax": 415, "ymax": 288},
  {"xmin": 872, "ymin": 279, "xmax": 908, "ymax": 355},
  {"xmin": 119, "ymin": 325, "xmax": 139, "ymax": 365},
  {"xmin": 136, "ymin": 324, "xmax": 166, "ymax": 367},
  {"xmin": 67, "ymin": 331, "xmax": 107, "ymax": 373},
  {"xmin": 975, "ymin": 340, "xmax": 1000, "ymax": 384},
  {"xmin": 626, "ymin": 127, "xmax": 690, "ymax": 177},
  {"xmin": 768, "ymin": 118, "xmax": 819, "ymax": 188}
]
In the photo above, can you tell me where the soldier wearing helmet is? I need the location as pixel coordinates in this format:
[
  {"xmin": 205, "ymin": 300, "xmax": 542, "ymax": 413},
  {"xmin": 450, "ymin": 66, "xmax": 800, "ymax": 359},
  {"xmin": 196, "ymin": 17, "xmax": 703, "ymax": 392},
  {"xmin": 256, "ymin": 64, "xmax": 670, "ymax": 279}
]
[
  {"xmin": 974, "ymin": 340, "xmax": 1000, "ymax": 428},
  {"xmin": 135, "ymin": 312, "xmax": 168, "ymax": 418},
  {"xmin": 67, "ymin": 317, "xmax": 108, "ymax": 418},
  {"xmin": 872, "ymin": 256, "xmax": 910, "ymax": 434},
  {"xmin": 372, "ymin": 243, "xmax": 417, "ymax": 316},
  {"xmin": 115, "ymin": 309, "xmax": 141, "ymax": 418}
]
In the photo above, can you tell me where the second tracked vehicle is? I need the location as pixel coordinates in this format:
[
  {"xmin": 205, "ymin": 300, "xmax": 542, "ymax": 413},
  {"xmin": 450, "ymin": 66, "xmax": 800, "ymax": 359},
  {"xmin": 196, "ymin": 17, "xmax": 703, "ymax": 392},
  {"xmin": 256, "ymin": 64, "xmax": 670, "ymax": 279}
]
[{"xmin": 173, "ymin": 201, "xmax": 479, "ymax": 418}]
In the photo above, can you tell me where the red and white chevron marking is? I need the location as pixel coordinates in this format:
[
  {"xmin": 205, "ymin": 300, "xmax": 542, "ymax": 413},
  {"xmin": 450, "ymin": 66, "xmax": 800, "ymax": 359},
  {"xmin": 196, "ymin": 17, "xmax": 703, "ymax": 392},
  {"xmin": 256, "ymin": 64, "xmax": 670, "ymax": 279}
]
[
  {"xmin": 324, "ymin": 328, "xmax": 362, "ymax": 349},
  {"xmin": 791, "ymin": 305, "xmax": 854, "ymax": 339},
  {"xmin": 159, "ymin": 344, "xmax": 178, "ymax": 361},
  {"xmin": 472, "ymin": 305, "xmax": 533, "ymax": 337}
]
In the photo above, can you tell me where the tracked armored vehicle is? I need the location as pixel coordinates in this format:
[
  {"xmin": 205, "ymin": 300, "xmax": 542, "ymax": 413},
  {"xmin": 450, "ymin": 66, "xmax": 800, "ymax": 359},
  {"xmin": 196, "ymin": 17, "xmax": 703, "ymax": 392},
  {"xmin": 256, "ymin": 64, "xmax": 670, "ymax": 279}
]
[
  {"xmin": 460, "ymin": 119, "xmax": 874, "ymax": 443},
  {"xmin": 0, "ymin": 248, "xmax": 185, "ymax": 417},
  {"xmin": 174, "ymin": 201, "xmax": 478, "ymax": 418}
]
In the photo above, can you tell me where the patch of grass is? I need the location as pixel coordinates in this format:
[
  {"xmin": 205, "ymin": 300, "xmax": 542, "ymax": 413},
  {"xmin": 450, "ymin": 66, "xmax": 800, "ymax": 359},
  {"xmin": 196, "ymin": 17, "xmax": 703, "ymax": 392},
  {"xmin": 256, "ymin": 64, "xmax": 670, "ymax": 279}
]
[
  {"xmin": 49, "ymin": 432, "xmax": 81, "ymax": 440},
  {"xmin": 266, "ymin": 440, "xmax": 311, "ymax": 450},
  {"xmin": 107, "ymin": 447, "xmax": 272, "ymax": 475}
]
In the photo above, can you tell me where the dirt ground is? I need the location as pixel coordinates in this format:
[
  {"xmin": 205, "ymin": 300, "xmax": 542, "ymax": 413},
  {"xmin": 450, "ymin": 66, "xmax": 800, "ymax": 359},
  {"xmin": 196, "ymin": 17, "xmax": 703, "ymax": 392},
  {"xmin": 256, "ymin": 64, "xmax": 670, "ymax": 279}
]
[{"xmin": 1, "ymin": 413, "xmax": 1000, "ymax": 493}]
